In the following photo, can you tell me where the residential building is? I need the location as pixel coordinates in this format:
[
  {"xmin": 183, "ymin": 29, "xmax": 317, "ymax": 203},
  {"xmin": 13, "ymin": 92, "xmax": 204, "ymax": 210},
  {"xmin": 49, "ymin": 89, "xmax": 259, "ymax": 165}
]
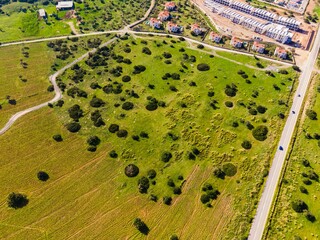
[
  {"xmin": 149, "ymin": 18, "xmax": 162, "ymax": 29},
  {"xmin": 275, "ymin": 16, "xmax": 300, "ymax": 30},
  {"xmin": 204, "ymin": 0, "xmax": 225, "ymax": 13},
  {"xmin": 211, "ymin": 0, "xmax": 232, "ymax": 6},
  {"xmin": 38, "ymin": 9, "xmax": 46, "ymax": 18},
  {"xmin": 167, "ymin": 21, "xmax": 183, "ymax": 33},
  {"xmin": 231, "ymin": 36, "xmax": 243, "ymax": 48},
  {"xmin": 265, "ymin": 25, "xmax": 293, "ymax": 43},
  {"xmin": 241, "ymin": 18, "xmax": 271, "ymax": 34},
  {"xmin": 252, "ymin": 9, "xmax": 277, "ymax": 22},
  {"xmin": 230, "ymin": 1, "xmax": 254, "ymax": 14},
  {"xmin": 158, "ymin": 11, "xmax": 171, "ymax": 21},
  {"xmin": 191, "ymin": 23, "xmax": 204, "ymax": 35},
  {"xmin": 220, "ymin": 9, "xmax": 246, "ymax": 24},
  {"xmin": 274, "ymin": 47, "xmax": 287, "ymax": 59},
  {"xmin": 165, "ymin": 2, "xmax": 176, "ymax": 11},
  {"xmin": 252, "ymin": 41, "xmax": 265, "ymax": 53},
  {"xmin": 56, "ymin": 1, "xmax": 74, "ymax": 10},
  {"xmin": 209, "ymin": 32, "xmax": 222, "ymax": 43}
]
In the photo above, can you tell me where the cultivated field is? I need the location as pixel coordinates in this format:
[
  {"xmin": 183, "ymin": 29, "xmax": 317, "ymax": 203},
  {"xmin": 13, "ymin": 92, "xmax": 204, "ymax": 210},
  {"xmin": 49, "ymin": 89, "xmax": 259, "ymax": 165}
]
[
  {"xmin": 0, "ymin": 35, "xmax": 297, "ymax": 239},
  {"xmin": 267, "ymin": 74, "xmax": 320, "ymax": 240}
]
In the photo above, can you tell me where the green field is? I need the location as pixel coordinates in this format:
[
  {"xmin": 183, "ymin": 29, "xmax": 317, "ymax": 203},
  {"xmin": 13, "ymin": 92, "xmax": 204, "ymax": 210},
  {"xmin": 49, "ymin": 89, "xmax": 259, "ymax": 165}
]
[
  {"xmin": 0, "ymin": 35, "xmax": 297, "ymax": 239},
  {"xmin": 268, "ymin": 74, "xmax": 320, "ymax": 240}
]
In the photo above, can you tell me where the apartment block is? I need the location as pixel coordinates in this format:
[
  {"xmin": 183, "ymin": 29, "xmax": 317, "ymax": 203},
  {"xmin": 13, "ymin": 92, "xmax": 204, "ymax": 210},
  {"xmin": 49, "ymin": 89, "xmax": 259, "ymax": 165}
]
[
  {"xmin": 252, "ymin": 8, "xmax": 277, "ymax": 22},
  {"xmin": 275, "ymin": 16, "xmax": 301, "ymax": 30},
  {"xmin": 230, "ymin": 1, "xmax": 254, "ymax": 14}
]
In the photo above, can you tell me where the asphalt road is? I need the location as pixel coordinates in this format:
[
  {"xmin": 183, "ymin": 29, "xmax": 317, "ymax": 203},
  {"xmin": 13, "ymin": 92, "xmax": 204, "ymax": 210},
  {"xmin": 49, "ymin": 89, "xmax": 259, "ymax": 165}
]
[{"xmin": 248, "ymin": 26, "xmax": 320, "ymax": 240}]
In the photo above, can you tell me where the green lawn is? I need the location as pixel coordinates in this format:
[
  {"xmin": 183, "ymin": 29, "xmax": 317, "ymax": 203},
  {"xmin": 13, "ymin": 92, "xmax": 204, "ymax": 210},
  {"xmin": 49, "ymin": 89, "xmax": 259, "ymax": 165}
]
[
  {"xmin": 268, "ymin": 74, "xmax": 320, "ymax": 239},
  {"xmin": 0, "ymin": 35, "xmax": 298, "ymax": 239}
]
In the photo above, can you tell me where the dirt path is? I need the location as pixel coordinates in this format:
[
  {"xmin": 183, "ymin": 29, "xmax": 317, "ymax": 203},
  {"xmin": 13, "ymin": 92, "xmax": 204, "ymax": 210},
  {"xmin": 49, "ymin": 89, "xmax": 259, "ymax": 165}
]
[{"xmin": 66, "ymin": 22, "xmax": 78, "ymax": 35}]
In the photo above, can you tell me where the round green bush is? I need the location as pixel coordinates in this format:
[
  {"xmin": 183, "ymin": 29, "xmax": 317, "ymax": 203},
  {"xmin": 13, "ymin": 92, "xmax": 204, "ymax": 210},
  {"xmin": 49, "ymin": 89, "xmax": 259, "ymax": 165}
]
[
  {"xmin": 163, "ymin": 196, "xmax": 172, "ymax": 205},
  {"xmin": 7, "ymin": 192, "xmax": 29, "ymax": 209},
  {"xmin": 108, "ymin": 124, "xmax": 119, "ymax": 133},
  {"xmin": 87, "ymin": 136, "xmax": 101, "ymax": 146},
  {"xmin": 197, "ymin": 63, "xmax": 210, "ymax": 71},
  {"xmin": 125, "ymin": 164, "xmax": 139, "ymax": 177},
  {"xmin": 122, "ymin": 75, "xmax": 131, "ymax": 82},
  {"xmin": 225, "ymin": 87, "xmax": 237, "ymax": 97},
  {"xmin": 222, "ymin": 163, "xmax": 237, "ymax": 177},
  {"xmin": 161, "ymin": 151, "xmax": 172, "ymax": 162},
  {"xmin": 147, "ymin": 169, "xmax": 157, "ymax": 179},
  {"xmin": 109, "ymin": 150, "xmax": 118, "ymax": 158},
  {"xmin": 225, "ymin": 101, "xmax": 233, "ymax": 108},
  {"xmin": 66, "ymin": 122, "xmax": 81, "ymax": 133},
  {"xmin": 37, "ymin": 171, "xmax": 49, "ymax": 181},
  {"xmin": 87, "ymin": 146, "xmax": 97, "ymax": 152},
  {"xmin": 53, "ymin": 134, "xmax": 63, "ymax": 142},
  {"xmin": 200, "ymin": 194, "xmax": 210, "ymax": 204},
  {"xmin": 252, "ymin": 125, "xmax": 268, "ymax": 141},
  {"xmin": 173, "ymin": 187, "xmax": 181, "ymax": 195},
  {"xmin": 117, "ymin": 129, "xmax": 128, "ymax": 138},
  {"xmin": 291, "ymin": 199, "xmax": 308, "ymax": 213},
  {"xmin": 241, "ymin": 140, "xmax": 252, "ymax": 150},
  {"xmin": 146, "ymin": 102, "xmax": 158, "ymax": 111},
  {"xmin": 249, "ymin": 108, "xmax": 258, "ymax": 115},
  {"xmin": 122, "ymin": 102, "xmax": 134, "ymax": 110}
]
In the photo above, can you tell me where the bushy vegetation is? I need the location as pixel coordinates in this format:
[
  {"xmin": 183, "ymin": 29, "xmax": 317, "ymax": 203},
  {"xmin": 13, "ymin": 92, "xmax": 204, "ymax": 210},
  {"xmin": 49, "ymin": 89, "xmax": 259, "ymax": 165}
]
[{"xmin": 7, "ymin": 192, "xmax": 29, "ymax": 209}]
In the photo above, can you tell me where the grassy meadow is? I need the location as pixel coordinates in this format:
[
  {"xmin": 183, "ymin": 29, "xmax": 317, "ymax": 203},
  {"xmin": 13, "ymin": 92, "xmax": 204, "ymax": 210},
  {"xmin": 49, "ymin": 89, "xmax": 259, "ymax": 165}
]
[
  {"xmin": 267, "ymin": 74, "xmax": 320, "ymax": 240},
  {"xmin": 0, "ymin": 35, "xmax": 297, "ymax": 239}
]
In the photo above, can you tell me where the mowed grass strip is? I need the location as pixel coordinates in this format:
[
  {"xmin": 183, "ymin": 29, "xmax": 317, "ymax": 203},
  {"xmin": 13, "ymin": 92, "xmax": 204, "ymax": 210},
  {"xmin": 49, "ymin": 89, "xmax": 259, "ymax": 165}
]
[
  {"xmin": 0, "ymin": 36, "xmax": 297, "ymax": 239},
  {"xmin": 0, "ymin": 42, "xmax": 55, "ymax": 127}
]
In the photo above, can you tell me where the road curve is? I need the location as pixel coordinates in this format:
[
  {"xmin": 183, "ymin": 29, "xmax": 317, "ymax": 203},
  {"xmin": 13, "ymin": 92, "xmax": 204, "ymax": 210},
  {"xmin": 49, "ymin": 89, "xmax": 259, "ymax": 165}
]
[
  {"xmin": 0, "ymin": 38, "xmax": 117, "ymax": 136},
  {"xmin": 248, "ymin": 26, "xmax": 320, "ymax": 240}
]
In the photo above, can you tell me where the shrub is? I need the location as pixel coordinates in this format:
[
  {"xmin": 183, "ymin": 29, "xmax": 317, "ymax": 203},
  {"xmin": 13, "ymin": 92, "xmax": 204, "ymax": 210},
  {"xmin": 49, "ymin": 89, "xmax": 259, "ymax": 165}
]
[
  {"xmin": 197, "ymin": 63, "xmax": 210, "ymax": 71},
  {"xmin": 169, "ymin": 85, "xmax": 178, "ymax": 92},
  {"xmin": 170, "ymin": 234, "xmax": 179, "ymax": 240},
  {"xmin": 7, "ymin": 192, "xmax": 29, "ymax": 209},
  {"xmin": 249, "ymin": 108, "xmax": 258, "ymax": 115},
  {"xmin": 299, "ymin": 186, "xmax": 308, "ymax": 194},
  {"xmin": 308, "ymin": 170, "xmax": 319, "ymax": 181},
  {"xmin": 117, "ymin": 129, "xmax": 128, "ymax": 138},
  {"xmin": 188, "ymin": 152, "xmax": 196, "ymax": 160},
  {"xmin": 197, "ymin": 44, "xmax": 204, "ymax": 49},
  {"xmin": 163, "ymin": 52, "xmax": 172, "ymax": 58},
  {"xmin": 125, "ymin": 164, "xmax": 139, "ymax": 177},
  {"xmin": 132, "ymin": 135, "xmax": 140, "ymax": 141},
  {"xmin": 146, "ymin": 102, "xmax": 158, "ymax": 111},
  {"xmin": 138, "ymin": 176, "xmax": 150, "ymax": 193},
  {"xmin": 109, "ymin": 150, "xmax": 118, "ymax": 158},
  {"xmin": 302, "ymin": 158, "xmax": 310, "ymax": 167},
  {"xmin": 147, "ymin": 169, "xmax": 157, "ymax": 179},
  {"xmin": 225, "ymin": 85, "xmax": 237, "ymax": 97},
  {"xmin": 241, "ymin": 140, "xmax": 252, "ymax": 150},
  {"xmin": 164, "ymin": 60, "xmax": 171, "ymax": 64},
  {"xmin": 87, "ymin": 146, "xmax": 97, "ymax": 152},
  {"xmin": 68, "ymin": 104, "xmax": 83, "ymax": 121},
  {"xmin": 66, "ymin": 122, "xmax": 81, "ymax": 133},
  {"xmin": 292, "ymin": 65, "xmax": 301, "ymax": 72},
  {"xmin": 207, "ymin": 189, "xmax": 220, "ymax": 200},
  {"xmin": 192, "ymin": 147, "xmax": 200, "ymax": 155},
  {"xmin": 87, "ymin": 136, "xmax": 100, "ymax": 146},
  {"xmin": 150, "ymin": 194, "xmax": 158, "ymax": 202},
  {"xmin": 252, "ymin": 125, "xmax": 268, "ymax": 141},
  {"xmin": 90, "ymin": 97, "xmax": 105, "ymax": 108},
  {"xmin": 142, "ymin": 47, "xmax": 151, "ymax": 55},
  {"xmin": 279, "ymin": 69, "xmax": 288, "ymax": 74},
  {"xmin": 173, "ymin": 187, "xmax": 181, "ymax": 195},
  {"xmin": 108, "ymin": 124, "xmax": 119, "ymax": 133},
  {"xmin": 202, "ymin": 183, "xmax": 213, "ymax": 191},
  {"xmin": 53, "ymin": 134, "xmax": 63, "ymax": 142},
  {"xmin": 213, "ymin": 167, "xmax": 225, "ymax": 179},
  {"xmin": 122, "ymin": 75, "xmax": 131, "ymax": 82},
  {"xmin": 305, "ymin": 211, "xmax": 316, "ymax": 222},
  {"xmin": 291, "ymin": 199, "xmax": 308, "ymax": 213},
  {"xmin": 47, "ymin": 85, "xmax": 54, "ymax": 92},
  {"xmin": 200, "ymin": 194, "xmax": 210, "ymax": 204},
  {"xmin": 306, "ymin": 109, "xmax": 317, "ymax": 120},
  {"xmin": 167, "ymin": 179, "xmax": 175, "ymax": 187},
  {"xmin": 122, "ymin": 102, "xmax": 134, "ymax": 110},
  {"xmin": 225, "ymin": 101, "xmax": 233, "ymax": 108},
  {"xmin": 222, "ymin": 163, "xmax": 237, "ymax": 177},
  {"xmin": 303, "ymin": 179, "xmax": 312, "ymax": 185},
  {"xmin": 208, "ymin": 91, "xmax": 215, "ymax": 97},
  {"xmin": 37, "ymin": 171, "xmax": 49, "ymax": 181},
  {"xmin": 161, "ymin": 152, "xmax": 172, "ymax": 162},
  {"xmin": 133, "ymin": 65, "xmax": 146, "ymax": 74},
  {"xmin": 133, "ymin": 218, "xmax": 149, "ymax": 235},
  {"xmin": 163, "ymin": 196, "xmax": 172, "ymax": 205},
  {"xmin": 257, "ymin": 105, "xmax": 267, "ymax": 114}
]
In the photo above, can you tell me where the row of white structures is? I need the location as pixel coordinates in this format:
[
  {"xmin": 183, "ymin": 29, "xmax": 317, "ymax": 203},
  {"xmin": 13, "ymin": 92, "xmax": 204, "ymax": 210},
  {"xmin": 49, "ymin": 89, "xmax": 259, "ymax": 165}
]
[
  {"xmin": 205, "ymin": 1, "xmax": 293, "ymax": 44},
  {"xmin": 205, "ymin": 0, "xmax": 300, "ymax": 30}
]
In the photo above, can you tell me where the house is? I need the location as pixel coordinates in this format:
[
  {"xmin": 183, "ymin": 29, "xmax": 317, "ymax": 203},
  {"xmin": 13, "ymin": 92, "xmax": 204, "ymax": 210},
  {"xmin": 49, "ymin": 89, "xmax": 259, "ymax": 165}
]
[
  {"xmin": 230, "ymin": 36, "xmax": 243, "ymax": 48},
  {"xmin": 191, "ymin": 23, "xmax": 203, "ymax": 35},
  {"xmin": 252, "ymin": 41, "xmax": 265, "ymax": 53},
  {"xmin": 38, "ymin": 9, "xmax": 46, "ymax": 18},
  {"xmin": 274, "ymin": 47, "xmax": 287, "ymax": 59},
  {"xmin": 149, "ymin": 18, "xmax": 162, "ymax": 29},
  {"xmin": 158, "ymin": 11, "xmax": 171, "ymax": 21},
  {"xmin": 209, "ymin": 32, "xmax": 222, "ymax": 43},
  {"xmin": 230, "ymin": 1, "xmax": 254, "ymax": 14},
  {"xmin": 165, "ymin": 2, "xmax": 176, "ymax": 11},
  {"xmin": 56, "ymin": 1, "xmax": 74, "ymax": 10},
  {"xmin": 167, "ymin": 21, "xmax": 182, "ymax": 33}
]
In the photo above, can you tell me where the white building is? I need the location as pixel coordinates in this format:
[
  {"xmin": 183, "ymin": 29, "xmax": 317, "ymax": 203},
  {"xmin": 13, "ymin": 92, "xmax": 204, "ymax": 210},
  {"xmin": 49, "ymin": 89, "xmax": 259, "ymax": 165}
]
[
  {"xmin": 38, "ymin": 9, "xmax": 46, "ymax": 18},
  {"xmin": 56, "ymin": 1, "xmax": 74, "ymax": 10},
  {"xmin": 230, "ymin": 1, "xmax": 254, "ymax": 14},
  {"xmin": 275, "ymin": 16, "xmax": 301, "ymax": 30},
  {"xmin": 252, "ymin": 8, "xmax": 277, "ymax": 22},
  {"xmin": 241, "ymin": 18, "xmax": 271, "ymax": 34},
  {"xmin": 265, "ymin": 25, "xmax": 293, "ymax": 43}
]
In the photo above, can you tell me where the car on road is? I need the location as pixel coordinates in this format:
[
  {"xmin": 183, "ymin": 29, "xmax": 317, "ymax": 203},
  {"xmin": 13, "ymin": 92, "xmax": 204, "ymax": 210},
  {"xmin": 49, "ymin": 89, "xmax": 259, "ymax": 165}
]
[
  {"xmin": 292, "ymin": 111, "xmax": 295, "ymax": 114},
  {"xmin": 279, "ymin": 146, "xmax": 283, "ymax": 151}
]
